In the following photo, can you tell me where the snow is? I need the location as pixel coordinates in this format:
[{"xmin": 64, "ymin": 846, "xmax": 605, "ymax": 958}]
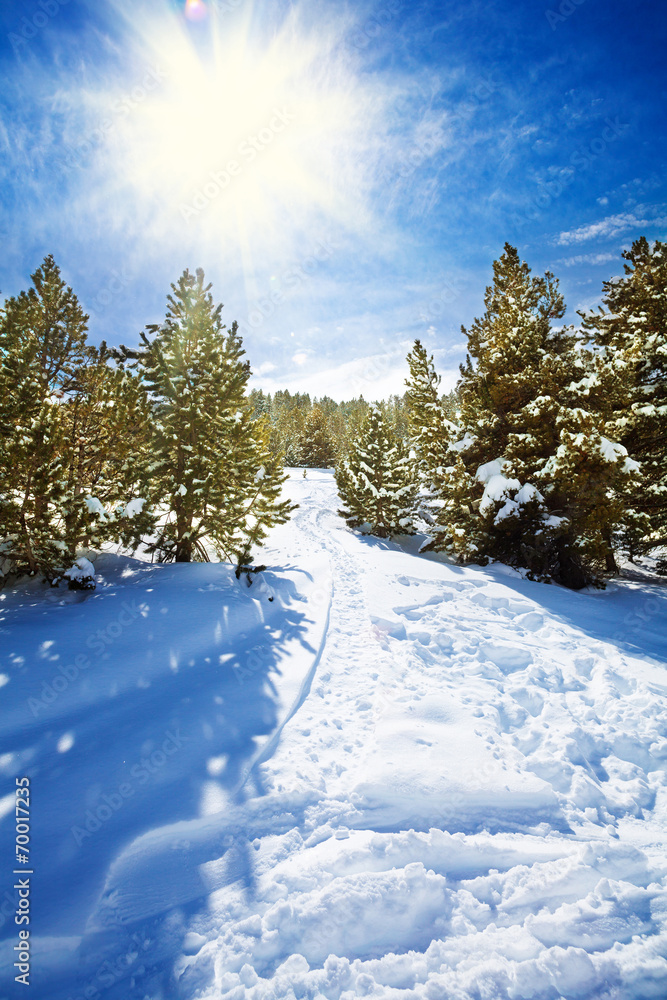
[
  {"xmin": 62, "ymin": 556, "xmax": 96, "ymax": 585},
  {"xmin": 476, "ymin": 462, "xmax": 523, "ymax": 517},
  {"xmin": 598, "ymin": 437, "xmax": 642, "ymax": 475},
  {"xmin": 516, "ymin": 484, "xmax": 543, "ymax": 505},
  {"xmin": 450, "ymin": 431, "xmax": 476, "ymax": 453},
  {"xmin": 123, "ymin": 498, "xmax": 146, "ymax": 518},
  {"xmin": 84, "ymin": 496, "xmax": 107, "ymax": 520},
  {"xmin": 476, "ymin": 457, "xmax": 507, "ymax": 484},
  {"xmin": 1, "ymin": 470, "xmax": 667, "ymax": 999}
]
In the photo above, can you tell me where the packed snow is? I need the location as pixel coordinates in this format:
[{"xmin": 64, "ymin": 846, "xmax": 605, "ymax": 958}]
[{"xmin": 1, "ymin": 470, "xmax": 666, "ymax": 999}]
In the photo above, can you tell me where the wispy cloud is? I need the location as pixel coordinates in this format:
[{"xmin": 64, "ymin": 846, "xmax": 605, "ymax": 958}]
[
  {"xmin": 555, "ymin": 211, "xmax": 667, "ymax": 245},
  {"xmin": 559, "ymin": 252, "xmax": 617, "ymax": 267}
]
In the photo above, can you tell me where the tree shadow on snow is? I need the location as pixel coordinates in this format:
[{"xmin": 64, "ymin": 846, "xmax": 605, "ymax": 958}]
[{"xmin": 0, "ymin": 556, "xmax": 323, "ymax": 999}]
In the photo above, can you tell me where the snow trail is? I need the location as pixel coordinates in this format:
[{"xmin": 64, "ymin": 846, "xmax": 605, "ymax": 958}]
[{"xmin": 1, "ymin": 471, "xmax": 666, "ymax": 999}]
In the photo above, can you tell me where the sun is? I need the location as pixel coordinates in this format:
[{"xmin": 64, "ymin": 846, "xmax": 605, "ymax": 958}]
[
  {"xmin": 184, "ymin": 0, "xmax": 208, "ymax": 22},
  {"xmin": 107, "ymin": 2, "xmax": 383, "ymax": 268}
]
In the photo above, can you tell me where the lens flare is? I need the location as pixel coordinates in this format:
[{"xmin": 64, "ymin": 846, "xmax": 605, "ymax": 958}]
[
  {"xmin": 81, "ymin": 2, "xmax": 394, "ymax": 298},
  {"xmin": 184, "ymin": 0, "xmax": 208, "ymax": 22}
]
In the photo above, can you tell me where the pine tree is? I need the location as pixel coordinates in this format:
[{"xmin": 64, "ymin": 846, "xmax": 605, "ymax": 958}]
[
  {"xmin": 273, "ymin": 395, "xmax": 307, "ymax": 465},
  {"xmin": 404, "ymin": 340, "xmax": 472, "ymax": 552},
  {"xmin": 122, "ymin": 268, "xmax": 293, "ymax": 571},
  {"xmin": 579, "ymin": 237, "xmax": 667, "ymax": 566},
  {"xmin": 0, "ymin": 256, "xmax": 151, "ymax": 584},
  {"xmin": 453, "ymin": 243, "xmax": 637, "ymax": 588},
  {"xmin": 59, "ymin": 345, "xmax": 156, "ymax": 557},
  {"xmin": 338, "ymin": 397, "xmax": 369, "ymax": 457},
  {"xmin": 405, "ymin": 340, "xmax": 455, "ymax": 476},
  {"xmin": 300, "ymin": 404, "xmax": 337, "ymax": 468},
  {"xmin": 335, "ymin": 403, "xmax": 416, "ymax": 538}
]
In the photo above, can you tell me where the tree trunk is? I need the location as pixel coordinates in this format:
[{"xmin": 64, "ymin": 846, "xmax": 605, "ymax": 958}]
[
  {"xmin": 555, "ymin": 537, "xmax": 589, "ymax": 590},
  {"xmin": 602, "ymin": 528, "xmax": 618, "ymax": 575},
  {"xmin": 175, "ymin": 506, "xmax": 193, "ymax": 562}
]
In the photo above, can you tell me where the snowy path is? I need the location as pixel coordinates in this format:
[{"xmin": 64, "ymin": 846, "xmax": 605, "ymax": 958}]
[{"xmin": 1, "ymin": 471, "xmax": 667, "ymax": 999}]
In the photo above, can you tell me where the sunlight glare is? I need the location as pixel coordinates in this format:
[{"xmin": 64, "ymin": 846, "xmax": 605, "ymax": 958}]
[
  {"xmin": 184, "ymin": 0, "xmax": 208, "ymax": 22},
  {"xmin": 107, "ymin": 2, "xmax": 387, "ymax": 266}
]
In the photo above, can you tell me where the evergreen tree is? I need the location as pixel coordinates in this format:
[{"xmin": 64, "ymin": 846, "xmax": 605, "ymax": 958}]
[
  {"xmin": 405, "ymin": 340, "xmax": 466, "ymax": 549},
  {"xmin": 59, "ymin": 345, "xmax": 156, "ymax": 556},
  {"xmin": 300, "ymin": 404, "xmax": 337, "ymax": 468},
  {"xmin": 0, "ymin": 256, "xmax": 150, "ymax": 584},
  {"xmin": 274, "ymin": 395, "xmax": 307, "ymax": 465},
  {"xmin": 337, "ymin": 397, "xmax": 369, "ymax": 457},
  {"xmin": 335, "ymin": 403, "xmax": 416, "ymax": 538},
  {"xmin": 405, "ymin": 246, "xmax": 638, "ymax": 588},
  {"xmin": 406, "ymin": 341, "xmax": 448, "ymax": 465},
  {"xmin": 580, "ymin": 237, "xmax": 667, "ymax": 565},
  {"xmin": 454, "ymin": 244, "xmax": 637, "ymax": 588},
  {"xmin": 122, "ymin": 268, "xmax": 293, "ymax": 571}
]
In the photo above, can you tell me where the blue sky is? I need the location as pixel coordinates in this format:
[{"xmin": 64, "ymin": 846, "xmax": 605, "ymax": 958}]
[{"xmin": 1, "ymin": 0, "xmax": 665, "ymax": 399}]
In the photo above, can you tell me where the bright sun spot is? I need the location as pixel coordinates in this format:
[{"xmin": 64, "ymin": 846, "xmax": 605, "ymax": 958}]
[
  {"xmin": 184, "ymin": 0, "xmax": 208, "ymax": 23},
  {"xmin": 106, "ymin": 2, "xmax": 388, "ymax": 271}
]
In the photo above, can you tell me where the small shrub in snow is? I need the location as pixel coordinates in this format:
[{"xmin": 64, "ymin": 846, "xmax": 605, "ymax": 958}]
[{"xmin": 63, "ymin": 556, "xmax": 96, "ymax": 590}]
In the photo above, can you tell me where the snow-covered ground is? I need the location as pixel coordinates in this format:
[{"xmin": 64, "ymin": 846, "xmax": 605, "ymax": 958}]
[{"xmin": 1, "ymin": 470, "xmax": 667, "ymax": 999}]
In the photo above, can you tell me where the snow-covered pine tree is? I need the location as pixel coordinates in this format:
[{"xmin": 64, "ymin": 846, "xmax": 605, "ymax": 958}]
[
  {"xmin": 455, "ymin": 243, "xmax": 637, "ymax": 589},
  {"xmin": 579, "ymin": 237, "xmax": 667, "ymax": 566},
  {"xmin": 59, "ymin": 344, "xmax": 156, "ymax": 558},
  {"xmin": 270, "ymin": 392, "xmax": 308, "ymax": 466},
  {"xmin": 405, "ymin": 340, "xmax": 452, "ymax": 475},
  {"xmin": 337, "ymin": 397, "xmax": 369, "ymax": 457},
  {"xmin": 0, "ymin": 256, "xmax": 151, "ymax": 584},
  {"xmin": 404, "ymin": 340, "xmax": 479, "ymax": 556},
  {"xmin": 335, "ymin": 403, "xmax": 416, "ymax": 538},
  {"xmin": 300, "ymin": 404, "xmax": 337, "ymax": 468},
  {"xmin": 123, "ymin": 268, "xmax": 293, "ymax": 571}
]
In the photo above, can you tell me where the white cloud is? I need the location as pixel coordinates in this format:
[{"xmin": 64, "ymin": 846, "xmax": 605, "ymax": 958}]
[
  {"xmin": 250, "ymin": 347, "xmax": 463, "ymax": 403},
  {"xmin": 559, "ymin": 252, "xmax": 617, "ymax": 268},
  {"xmin": 555, "ymin": 212, "xmax": 667, "ymax": 245},
  {"xmin": 292, "ymin": 352, "xmax": 309, "ymax": 366}
]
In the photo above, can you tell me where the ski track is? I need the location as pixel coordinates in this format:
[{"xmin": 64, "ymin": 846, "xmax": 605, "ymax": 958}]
[{"xmin": 3, "ymin": 470, "xmax": 667, "ymax": 1000}]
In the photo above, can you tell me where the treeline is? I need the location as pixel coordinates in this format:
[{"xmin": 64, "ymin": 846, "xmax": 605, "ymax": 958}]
[
  {"xmin": 336, "ymin": 238, "xmax": 667, "ymax": 590},
  {"xmin": 247, "ymin": 390, "xmax": 458, "ymax": 469},
  {"xmin": 2, "ymin": 237, "xmax": 664, "ymax": 594},
  {"xmin": 0, "ymin": 258, "xmax": 292, "ymax": 587}
]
